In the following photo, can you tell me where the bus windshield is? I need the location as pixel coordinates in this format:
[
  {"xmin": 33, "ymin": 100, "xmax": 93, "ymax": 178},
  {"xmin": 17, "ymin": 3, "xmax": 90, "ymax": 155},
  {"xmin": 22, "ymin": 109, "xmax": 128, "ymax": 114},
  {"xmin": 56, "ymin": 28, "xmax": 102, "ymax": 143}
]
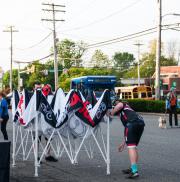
[{"xmin": 70, "ymin": 75, "xmax": 117, "ymax": 100}]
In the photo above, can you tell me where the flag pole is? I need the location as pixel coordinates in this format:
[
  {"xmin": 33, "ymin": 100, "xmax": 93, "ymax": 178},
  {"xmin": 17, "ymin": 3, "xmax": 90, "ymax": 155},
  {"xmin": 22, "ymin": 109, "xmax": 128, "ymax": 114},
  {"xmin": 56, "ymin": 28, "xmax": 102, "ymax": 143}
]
[
  {"xmin": 12, "ymin": 122, "xmax": 16, "ymax": 167},
  {"xmin": 106, "ymin": 115, "xmax": 110, "ymax": 175},
  {"xmin": 34, "ymin": 112, "xmax": 39, "ymax": 177},
  {"xmin": 74, "ymin": 139, "xmax": 78, "ymax": 164}
]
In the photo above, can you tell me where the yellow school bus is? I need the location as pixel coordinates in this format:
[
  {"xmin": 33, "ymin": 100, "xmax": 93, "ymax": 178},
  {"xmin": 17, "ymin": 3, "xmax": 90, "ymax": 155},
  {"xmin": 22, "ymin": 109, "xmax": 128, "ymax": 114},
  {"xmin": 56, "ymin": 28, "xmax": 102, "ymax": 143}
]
[{"xmin": 115, "ymin": 85, "xmax": 153, "ymax": 99}]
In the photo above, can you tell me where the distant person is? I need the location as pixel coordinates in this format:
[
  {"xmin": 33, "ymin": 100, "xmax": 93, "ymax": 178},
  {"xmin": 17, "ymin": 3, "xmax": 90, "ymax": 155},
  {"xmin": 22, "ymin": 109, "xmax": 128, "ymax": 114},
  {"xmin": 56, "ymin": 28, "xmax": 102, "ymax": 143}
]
[
  {"xmin": 0, "ymin": 92, "xmax": 9, "ymax": 140},
  {"xmin": 33, "ymin": 82, "xmax": 58, "ymax": 162},
  {"xmin": 110, "ymin": 100, "xmax": 145, "ymax": 179},
  {"xmin": 166, "ymin": 87, "xmax": 178, "ymax": 127},
  {"xmin": 34, "ymin": 81, "xmax": 42, "ymax": 91},
  {"xmin": 41, "ymin": 84, "xmax": 58, "ymax": 162}
]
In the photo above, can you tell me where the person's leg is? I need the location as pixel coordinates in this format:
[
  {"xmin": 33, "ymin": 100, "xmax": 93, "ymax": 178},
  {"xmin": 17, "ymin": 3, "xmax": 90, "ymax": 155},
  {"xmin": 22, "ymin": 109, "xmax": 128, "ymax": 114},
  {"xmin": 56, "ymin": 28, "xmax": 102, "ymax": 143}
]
[
  {"xmin": 169, "ymin": 111, "xmax": 172, "ymax": 127},
  {"xmin": 125, "ymin": 124, "xmax": 139, "ymax": 174},
  {"xmin": 125, "ymin": 123, "xmax": 144, "ymax": 178},
  {"xmin": 45, "ymin": 137, "xmax": 58, "ymax": 162},
  {"xmin": 1, "ymin": 119, "xmax": 8, "ymax": 140},
  {"xmin": 128, "ymin": 147, "xmax": 138, "ymax": 172},
  {"xmin": 45, "ymin": 137, "xmax": 51, "ymax": 156},
  {"xmin": 173, "ymin": 107, "xmax": 178, "ymax": 126}
]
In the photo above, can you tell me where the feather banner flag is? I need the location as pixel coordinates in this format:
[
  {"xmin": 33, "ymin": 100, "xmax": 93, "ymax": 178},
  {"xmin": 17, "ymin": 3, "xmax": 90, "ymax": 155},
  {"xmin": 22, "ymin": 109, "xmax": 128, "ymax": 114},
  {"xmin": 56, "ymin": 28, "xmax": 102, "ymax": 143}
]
[
  {"xmin": 36, "ymin": 89, "xmax": 57, "ymax": 128},
  {"xmin": 68, "ymin": 90, "xmax": 111, "ymax": 138},
  {"xmin": 51, "ymin": 88, "xmax": 66, "ymax": 121},
  {"xmin": 85, "ymin": 89, "xmax": 97, "ymax": 108},
  {"xmin": 91, "ymin": 89, "xmax": 112, "ymax": 126},
  {"xmin": 55, "ymin": 89, "xmax": 83, "ymax": 128},
  {"xmin": 37, "ymin": 89, "xmax": 83, "ymax": 129},
  {"xmin": 21, "ymin": 90, "xmax": 37, "ymax": 126},
  {"xmin": 13, "ymin": 89, "xmax": 31, "ymax": 125},
  {"xmin": 74, "ymin": 90, "xmax": 111, "ymax": 127},
  {"xmin": 12, "ymin": 90, "xmax": 20, "ymax": 120}
]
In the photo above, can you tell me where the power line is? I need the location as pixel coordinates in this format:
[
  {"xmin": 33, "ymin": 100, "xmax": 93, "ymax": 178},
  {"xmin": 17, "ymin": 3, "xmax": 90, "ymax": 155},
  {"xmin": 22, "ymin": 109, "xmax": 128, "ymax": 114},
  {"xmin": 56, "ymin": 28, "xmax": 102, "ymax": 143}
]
[
  {"xmin": 87, "ymin": 27, "xmax": 156, "ymax": 48},
  {"xmin": 15, "ymin": 32, "xmax": 52, "ymax": 50},
  {"xmin": 71, "ymin": 0, "xmax": 97, "ymax": 16},
  {"xmin": 86, "ymin": 23, "xmax": 180, "ymax": 49},
  {"xmin": 14, "ymin": 53, "xmax": 53, "ymax": 64},
  {"xmin": 55, "ymin": 0, "xmax": 97, "ymax": 31},
  {"xmin": 60, "ymin": 0, "xmax": 143, "ymax": 32},
  {"xmin": 87, "ymin": 30, "xmax": 157, "ymax": 49}
]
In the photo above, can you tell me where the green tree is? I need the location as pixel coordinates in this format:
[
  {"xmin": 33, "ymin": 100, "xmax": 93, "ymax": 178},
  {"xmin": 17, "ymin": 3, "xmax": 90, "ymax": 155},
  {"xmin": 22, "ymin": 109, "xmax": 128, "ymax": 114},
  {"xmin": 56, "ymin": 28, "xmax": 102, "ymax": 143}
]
[
  {"xmin": 25, "ymin": 61, "xmax": 46, "ymax": 89},
  {"xmin": 91, "ymin": 49, "xmax": 110, "ymax": 67},
  {"xmin": 56, "ymin": 39, "xmax": 86, "ymax": 69},
  {"xmin": 160, "ymin": 55, "xmax": 177, "ymax": 66},
  {"xmin": 139, "ymin": 53, "xmax": 156, "ymax": 78},
  {"xmin": 2, "ymin": 69, "xmax": 18, "ymax": 89},
  {"xmin": 113, "ymin": 52, "xmax": 135, "ymax": 71},
  {"xmin": 2, "ymin": 72, "xmax": 10, "ymax": 88},
  {"xmin": 124, "ymin": 40, "xmax": 178, "ymax": 79},
  {"xmin": 18, "ymin": 60, "xmax": 63, "ymax": 90}
]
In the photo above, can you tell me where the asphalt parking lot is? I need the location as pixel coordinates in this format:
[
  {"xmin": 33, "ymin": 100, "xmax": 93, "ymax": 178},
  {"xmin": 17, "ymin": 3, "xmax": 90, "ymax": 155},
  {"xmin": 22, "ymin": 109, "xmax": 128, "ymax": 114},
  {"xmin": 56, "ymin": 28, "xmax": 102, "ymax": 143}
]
[{"xmin": 4, "ymin": 113, "xmax": 180, "ymax": 182}]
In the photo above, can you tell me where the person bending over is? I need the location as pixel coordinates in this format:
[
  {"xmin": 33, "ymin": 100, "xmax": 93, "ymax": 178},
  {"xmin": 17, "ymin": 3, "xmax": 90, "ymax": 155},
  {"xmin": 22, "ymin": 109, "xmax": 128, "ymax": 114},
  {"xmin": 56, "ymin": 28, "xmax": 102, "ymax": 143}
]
[{"xmin": 110, "ymin": 100, "xmax": 145, "ymax": 179}]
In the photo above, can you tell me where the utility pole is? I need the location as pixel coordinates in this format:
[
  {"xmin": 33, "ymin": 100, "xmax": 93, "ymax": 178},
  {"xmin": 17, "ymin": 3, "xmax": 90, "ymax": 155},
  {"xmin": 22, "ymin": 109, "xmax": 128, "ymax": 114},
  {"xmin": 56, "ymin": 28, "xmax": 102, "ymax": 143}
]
[
  {"xmin": 178, "ymin": 52, "xmax": 180, "ymax": 65},
  {"xmin": 42, "ymin": 3, "xmax": 65, "ymax": 90},
  {"xmin": 134, "ymin": 42, "xmax": 143, "ymax": 86},
  {"xmin": 155, "ymin": 0, "xmax": 162, "ymax": 100},
  {"xmin": 13, "ymin": 61, "xmax": 23, "ymax": 91},
  {"xmin": 17, "ymin": 63, "xmax": 20, "ymax": 91},
  {"xmin": 3, "ymin": 26, "xmax": 18, "ymax": 92}
]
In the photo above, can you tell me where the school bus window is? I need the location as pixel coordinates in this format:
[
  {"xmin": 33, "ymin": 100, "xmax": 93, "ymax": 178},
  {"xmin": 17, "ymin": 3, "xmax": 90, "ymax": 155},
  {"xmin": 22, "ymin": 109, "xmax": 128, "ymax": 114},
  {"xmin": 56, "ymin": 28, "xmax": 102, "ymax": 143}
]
[
  {"xmin": 125, "ymin": 92, "xmax": 128, "ymax": 99},
  {"xmin": 115, "ymin": 86, "xmax": 152, "ymax": 100},
  {"xmin": 147, "ymin": 92, "xmax": 152, "ymax": 97},
  {"xmin": 128, "ymin": 93, "xmax": 132, "ymax": 98},
  {"xmin": 141, "ymin": 92, "xmax": 147, "ymax": 98},
  {"xmin": 133, "ymin": 93, "xmax": 138, "ymax": 98},
  {"xmin": 124, "ymin": 92, "xmax": 131, "ymax": 99},
  {"xmin": 117, "ymin": 89, "xmax": 121, "ymax": 96}
]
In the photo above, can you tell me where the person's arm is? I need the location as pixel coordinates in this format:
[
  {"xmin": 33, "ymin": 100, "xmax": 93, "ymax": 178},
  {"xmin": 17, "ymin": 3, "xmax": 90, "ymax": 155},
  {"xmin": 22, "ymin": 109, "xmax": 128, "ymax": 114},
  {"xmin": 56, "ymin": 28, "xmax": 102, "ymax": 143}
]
[
  {"xmin": 118, "ymin": 138, "xmax": 126, "ymax": 152},
  {"xmin": 111, "ymin": 102, "xmax": 126, "ymax": 151},
  {"xmin": 111, "ymin": 102, "xmax": 123, "ymax": 116},
  {"xmin": 165, "ymin": 99, "xmax": 169, "ymax": 111}
]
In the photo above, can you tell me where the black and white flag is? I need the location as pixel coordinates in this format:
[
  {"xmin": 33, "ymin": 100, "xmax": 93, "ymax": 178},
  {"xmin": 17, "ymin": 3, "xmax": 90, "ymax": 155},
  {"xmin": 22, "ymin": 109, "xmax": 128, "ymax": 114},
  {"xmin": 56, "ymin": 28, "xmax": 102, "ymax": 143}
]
[
  {"xmin": 36, "ymin": 89, "xmax": 57, "ymax": 128},
  {"xmin": 13, "ymin": 89, "xmax": 31, "ymax": 125}
]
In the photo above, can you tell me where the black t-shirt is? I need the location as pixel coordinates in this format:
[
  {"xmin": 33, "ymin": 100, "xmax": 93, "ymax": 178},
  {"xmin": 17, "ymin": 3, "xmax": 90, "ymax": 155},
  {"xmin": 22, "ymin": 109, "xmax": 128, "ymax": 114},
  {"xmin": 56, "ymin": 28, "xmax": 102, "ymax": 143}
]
[{"xmin": 118, "ymin": 103, "xmax": 144, "ymax": 127}]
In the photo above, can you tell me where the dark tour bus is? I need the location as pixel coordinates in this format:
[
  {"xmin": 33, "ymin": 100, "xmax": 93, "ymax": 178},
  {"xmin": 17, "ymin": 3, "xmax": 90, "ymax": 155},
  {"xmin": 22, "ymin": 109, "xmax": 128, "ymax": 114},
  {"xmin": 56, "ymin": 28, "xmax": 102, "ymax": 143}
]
[{"xmin": 70, "ymin": 75, "xmax": 117, "ymax": 101}]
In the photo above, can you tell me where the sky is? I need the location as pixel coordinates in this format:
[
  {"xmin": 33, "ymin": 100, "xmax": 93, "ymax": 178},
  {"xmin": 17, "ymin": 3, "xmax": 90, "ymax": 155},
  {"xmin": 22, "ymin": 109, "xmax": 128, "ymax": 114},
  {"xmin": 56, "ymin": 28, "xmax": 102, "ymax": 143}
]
[{"xmin": 0, "ymin": 0, "xmax": 180, "ymax": 71}]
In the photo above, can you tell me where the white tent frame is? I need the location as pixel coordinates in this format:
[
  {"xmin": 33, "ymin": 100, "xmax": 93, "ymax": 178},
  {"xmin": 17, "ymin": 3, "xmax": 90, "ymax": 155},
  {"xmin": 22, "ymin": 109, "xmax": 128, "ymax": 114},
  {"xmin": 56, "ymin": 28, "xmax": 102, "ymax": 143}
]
[
  {"xmin": 12, "ymin": 103, "xmax": 111, "ymax": 177},
  {"xmin": 38, "ymin": 116, "xmax": 110, "ymax": 176}
]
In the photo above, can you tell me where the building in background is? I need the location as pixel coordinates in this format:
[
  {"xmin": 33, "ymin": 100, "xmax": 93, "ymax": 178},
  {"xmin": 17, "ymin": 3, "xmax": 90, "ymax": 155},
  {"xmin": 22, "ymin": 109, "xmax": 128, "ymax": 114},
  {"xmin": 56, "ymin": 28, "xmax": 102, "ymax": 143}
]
[
  {"xmin": 119, "ymin": 66, "xmax": 180, "ymax": 98},
  {"xmin": 151, "ymin": 66, "xmax": 180, "ymax": 96}
]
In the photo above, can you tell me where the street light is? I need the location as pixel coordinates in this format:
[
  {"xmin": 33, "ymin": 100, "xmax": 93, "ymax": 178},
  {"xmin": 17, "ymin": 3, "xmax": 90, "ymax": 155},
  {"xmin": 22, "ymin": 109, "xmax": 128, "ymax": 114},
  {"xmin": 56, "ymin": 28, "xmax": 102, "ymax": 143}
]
[{"xmin": 134, "ymin": 42, "xmax": 143, "ymax": 86}]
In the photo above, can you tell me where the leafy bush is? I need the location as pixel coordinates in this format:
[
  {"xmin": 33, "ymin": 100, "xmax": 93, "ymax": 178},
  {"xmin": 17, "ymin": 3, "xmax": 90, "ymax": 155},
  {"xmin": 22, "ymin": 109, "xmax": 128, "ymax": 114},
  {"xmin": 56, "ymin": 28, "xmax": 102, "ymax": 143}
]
[{"xmin": 122, "ymin": 99, "xmax": 166, "ymax": 113}]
